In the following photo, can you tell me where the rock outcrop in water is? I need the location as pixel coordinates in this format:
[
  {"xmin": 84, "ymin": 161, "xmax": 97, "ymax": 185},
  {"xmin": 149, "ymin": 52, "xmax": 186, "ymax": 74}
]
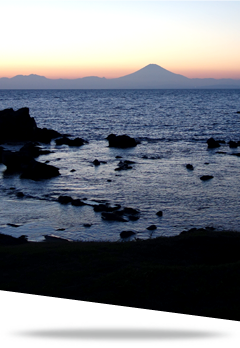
[
  {"xmin": 228, "ymin": 140, "xmax": 239, "ymax": 148},
  {"xmin": 207, "ymin": 137, "xmax": 221, "ymax": 149},
  {"xmin": 0, "ymin": 107, "xmax": 61, "ymax": 144},
  {"xmin": 115, "ymin": 160, "xmax": 135, "ymax": 171},
  {"xmin": 200, "ymin": 175, "xmax": 214, "ymax": 181},
  {"xmin": 1, "ymin": 145, "xmax": 59, "ymax": 180},
  {"xmin": 186, "ymin": 164, "xmax": 194, "ymax": 170},
  {"xmin": 107, "ymin": 134, "xmax": 138, "ymax": 148},
  {"xmin": 20, "ymin": 161, "xmax": 60, "ymax": 180}
]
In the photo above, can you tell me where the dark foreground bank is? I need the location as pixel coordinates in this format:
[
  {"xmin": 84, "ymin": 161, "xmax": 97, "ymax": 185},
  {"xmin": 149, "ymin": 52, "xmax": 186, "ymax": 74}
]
[{"xmin": 1, "ymin": 228, "xmax": 240, "ymax": 321}]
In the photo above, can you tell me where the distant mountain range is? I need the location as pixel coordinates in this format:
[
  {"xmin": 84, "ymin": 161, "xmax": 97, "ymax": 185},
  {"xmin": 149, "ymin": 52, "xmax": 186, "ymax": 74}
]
[{"xmin": 1, "ymin": 64, "xmax": 240, "ymax": 89}]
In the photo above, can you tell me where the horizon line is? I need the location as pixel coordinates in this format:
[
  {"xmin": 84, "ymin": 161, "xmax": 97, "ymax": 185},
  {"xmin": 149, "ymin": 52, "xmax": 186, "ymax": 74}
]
[{"xmin": 1, "ymin": 64, "xmax": 240, "ymax": 81}]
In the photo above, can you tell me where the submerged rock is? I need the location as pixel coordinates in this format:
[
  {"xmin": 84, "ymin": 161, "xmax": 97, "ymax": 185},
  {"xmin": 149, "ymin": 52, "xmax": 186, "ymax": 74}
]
[
  {"xmin": 55, "ymin": 136, "xmax": 87, "ymax": 146},
  {"xmin": 101, "ymin": 212, "xmax": 127, "ymax": 222},
  {"xmin": 156, "ymin": 211, "xmax": 163, "ymax": 217},
  {"xmin": 122, "ymin": 207, "xmax": 139, "ymax": 215},
  {"xmin": 115, "ymin": 160, "xmax": 135, "ymax": 171},
  {"xmin": 94, "ymin": 203, "xmax": 121, "ymax": 212},
  {"xmin": 71, "ymin": 199, "xmax": 85, "ymax": 206},
  {"xmin": 107, "ymin": 134, "xmax": 138, "ymax": 148}
]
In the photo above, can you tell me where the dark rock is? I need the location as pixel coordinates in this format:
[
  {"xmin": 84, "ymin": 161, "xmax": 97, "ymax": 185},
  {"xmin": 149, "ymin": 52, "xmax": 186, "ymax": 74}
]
[
  {"xmin": 237, "ymin": 111, "xmax": 240, "ymax": 114},
  {"xmin": 20, "ymin": 161, "xmax": 60, "ymax": 180},
  {"xmin": 120, "ymin": 231, "xmax": 136, "ymax": 238},
  {"xmin": 93, "ymin": 159, "xmax": 101, "ymax": 166},
  {"xmin": 0, "ymin": 232, "xmax": 28, "ymax": 245},
  {"xmin": 0, "ymin": 107, "xmax": 61, "ymax": 144},
  {"xmin": 0, "ymin": 107, "xmax": 37, "ymax": 143},
  {"xmin": 70, "ymin": 169, "xmax": 76, "ymax": 172},
  {"xmin": 55, "ymin": 136, "xmax": 86, "ymax": 146},
  {"xmin": 101, "ymin": 212, "xmax": 127, "ymax": 222},
  {"xmin": 83, "ymin": 224, "xmax": 92, "ymax": 228},
  {"xmin": 94, "ymin": 204, "xmax": 109, "ymax": 212},
  {"xmin": 94, "ymin": 204, "xmax": 121, "ymax": 212},
  {"xmin": 122, "ymin": 207, "xmax": 139, "ymax": 215},
  {"xmin": 1, "ymin": 149, "xmax": 33, "ymax": 172},
  {"xmin": 115, "ymin": 156, "xmax": 122, "ymax": 159},
  {"xmin": 71, "ymin": 199, "xmax": 85, "ymax": 206},
  {"xmin": 55, "ymin": 136, "xmax": 70, "ymax": 146},
  {"xmin": 107, "ymin": 134, "xmax": 138, "ymax": 148},
  {"xmin": 230, "ymin": 153, "xmax": 240, "ymax": 157},
  {"xmin": 186, "ymin": 164, "xmax": 194, "ymax": 170},
  {"xmin": 35, "ymin": 127, "xmax": 61, "ymax": 144},
  {"xmin": 200, "ymin": 175, "xmax": 214, "ymax": 181},
  {"xmin": 71, "ymin": 137, "xmax": 87, "ymax": 146},
  {"xmin": 57, "ymin": 195, "xmax": 73, "ymax": 204},
  {"xmin": 7, "ymin": 223, "xmax": 21, "ymax": 227},
  {"xmin": 147, "ymin": 225, "xmax": 157, "ymax": 231},
  {"xmin": 229, "ymin": 140, "xmax": 238, "ymax": 148},
  {"xmin": 207, "ymin": 138, "xmax": 221, "ymax": 149},
  {"xmin": 128, "ymin": 215, "xmax": 140, "ymax": 221},
  {"xmin": 19, "ymin": 142, "xmax": 42, "ymax": 158},
  {"xmin": 156, "ymin": 211, "xmax": 163, "ymax": 217},
  {"xmin": 16, "ymin": 192, "xmax": 24, "ymax": 198}
]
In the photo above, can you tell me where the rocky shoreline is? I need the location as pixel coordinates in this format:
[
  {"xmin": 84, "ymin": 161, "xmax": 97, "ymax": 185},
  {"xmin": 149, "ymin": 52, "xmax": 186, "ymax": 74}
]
[{"xmin": 1, "ymin": 107, "xmax": 240, "ymax": 242}]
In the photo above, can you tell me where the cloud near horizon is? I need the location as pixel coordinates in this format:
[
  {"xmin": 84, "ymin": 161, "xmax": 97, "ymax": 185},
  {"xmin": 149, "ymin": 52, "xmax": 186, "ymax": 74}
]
[{"xmin": 1, "ymin": 1, "xmax": 240, "ymax": 80}]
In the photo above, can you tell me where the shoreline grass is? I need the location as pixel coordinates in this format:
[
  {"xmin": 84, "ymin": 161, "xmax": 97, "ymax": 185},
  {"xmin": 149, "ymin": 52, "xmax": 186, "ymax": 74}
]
[{"xmin": 1, "ymin": 228, "xmax": 240, "ymax": 321}]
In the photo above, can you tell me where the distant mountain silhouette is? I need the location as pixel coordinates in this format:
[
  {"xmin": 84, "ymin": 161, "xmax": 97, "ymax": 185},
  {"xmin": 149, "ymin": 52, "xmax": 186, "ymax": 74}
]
[{"xmin": 0, "ymin": 64, "xmax": 240, "ymax": 89}]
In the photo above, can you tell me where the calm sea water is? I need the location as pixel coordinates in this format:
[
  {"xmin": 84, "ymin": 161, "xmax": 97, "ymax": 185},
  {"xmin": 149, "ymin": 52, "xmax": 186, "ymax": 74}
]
[{"xmin": 0, "ymin": 89, "xmax": 240, "ymax": 242}]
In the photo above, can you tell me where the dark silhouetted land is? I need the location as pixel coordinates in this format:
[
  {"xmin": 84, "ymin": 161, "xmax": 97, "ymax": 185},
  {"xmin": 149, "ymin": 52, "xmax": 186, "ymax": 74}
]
[
  {"xmin": 1, "ymin": 64, "xmax": 240, "ymax": 89},
  {"xmin": 1, "ymin": 228, "xmax": 240, "ymax": 321}
]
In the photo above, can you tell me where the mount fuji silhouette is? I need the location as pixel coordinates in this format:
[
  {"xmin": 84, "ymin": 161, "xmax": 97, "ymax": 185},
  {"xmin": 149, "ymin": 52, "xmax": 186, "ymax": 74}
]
[{"xmin": 1, "ymin": 64, "xmax": 240, "ymax": 89}]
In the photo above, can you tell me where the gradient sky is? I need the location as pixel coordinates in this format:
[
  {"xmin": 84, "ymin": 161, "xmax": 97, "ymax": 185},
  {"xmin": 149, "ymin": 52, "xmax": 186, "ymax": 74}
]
[{"xmin": 1, "ymin": 1, "xmax": 240, "ymax": 79}]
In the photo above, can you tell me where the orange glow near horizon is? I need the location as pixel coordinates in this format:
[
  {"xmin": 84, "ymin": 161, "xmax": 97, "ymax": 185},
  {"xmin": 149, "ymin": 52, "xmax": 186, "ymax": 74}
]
[{"xmin": 1, "ymin": 65, "xmax": 240, "ymax": 80}]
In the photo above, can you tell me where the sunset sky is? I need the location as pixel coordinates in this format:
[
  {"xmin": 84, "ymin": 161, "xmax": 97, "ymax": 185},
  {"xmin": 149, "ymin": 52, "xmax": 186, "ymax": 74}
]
[{"xmin": 1, "ymin": 1, "xmax": 240, "ymax": 80}]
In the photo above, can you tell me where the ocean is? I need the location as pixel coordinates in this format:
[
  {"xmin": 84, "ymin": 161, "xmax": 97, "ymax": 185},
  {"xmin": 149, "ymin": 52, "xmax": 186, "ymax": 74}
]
[{"xmin": 0, "ymin": 89, "xmax": 240, "ymax": 242}]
